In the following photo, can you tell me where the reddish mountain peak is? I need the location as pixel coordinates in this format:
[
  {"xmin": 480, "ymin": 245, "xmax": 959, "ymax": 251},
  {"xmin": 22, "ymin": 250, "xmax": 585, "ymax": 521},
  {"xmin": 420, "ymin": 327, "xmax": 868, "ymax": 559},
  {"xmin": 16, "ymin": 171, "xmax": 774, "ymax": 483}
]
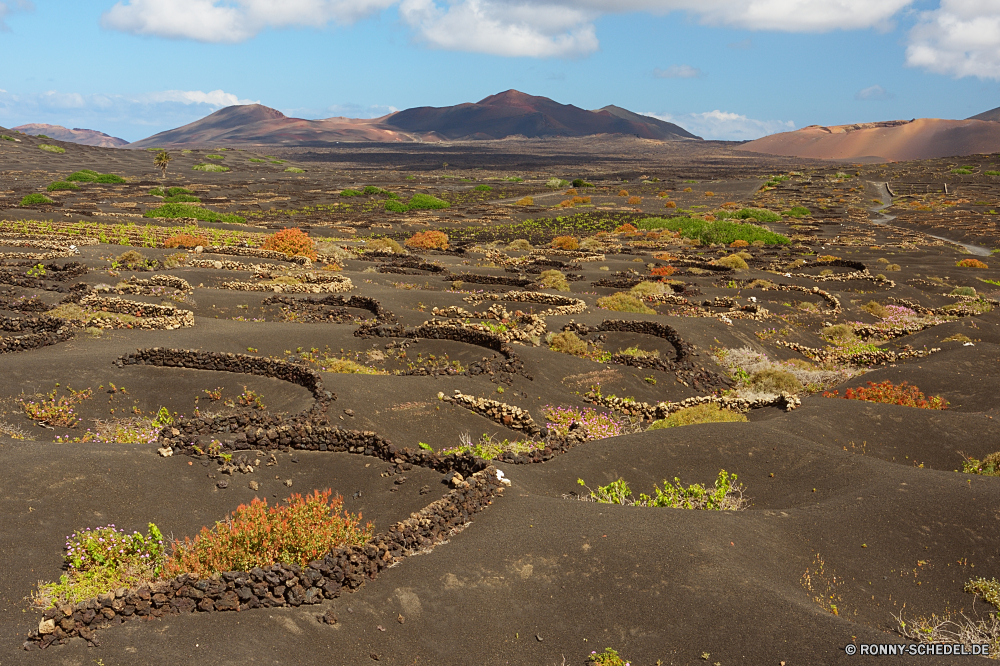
[{"xmin": 477, "ymin": 90, "xmax": 554, "ymax": 110}]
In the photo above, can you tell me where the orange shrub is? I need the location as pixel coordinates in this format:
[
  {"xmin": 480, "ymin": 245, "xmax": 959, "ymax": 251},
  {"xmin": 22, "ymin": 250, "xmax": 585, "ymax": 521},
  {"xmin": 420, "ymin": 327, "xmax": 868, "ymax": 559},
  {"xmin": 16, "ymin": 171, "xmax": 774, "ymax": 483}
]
[
  {"xmin": 262, "ymin": 227, "xmax": 317, "ymax": 260},
  {"xmin": 653, "ymin": 252, "xmax": 677, "ymax": 261},
  {"xmin": 618, "ymin": 189, "xmax": 629, "ymax": 197},
  {"xmin": 627, "ymin": 196, "xmax": 641, "ymax": 205},
  {"xmin": 956, "ymin": 258, "xmax": 988, "ymax": 268},
  {"xmin": 516, "ymin": 196, "xmax": 534, "ymax": 206},
  {"xmin": 564, "ymin": 188, "xmax": 578, "ymax": 196},
  {"xmin": 664, "ymin": 201, "xmax": 676, "ymax": 208},
  {"xmin": 657, "ymin": 191, "xmax": 669, "ymax": 198},
  {"xmin": 721, "ymin": 201, "xmax": 740, "ymax": 209},
  {"xmin": 614, "ymin": 223, "xmax": 638, "ymax": 234},
  {"xmin": 824, "ymin": 381, "xmax": 948, "ymax": 410},
  {"xmin": 574, "ymin": 196, "xmax": 591, "ymax": 204},
  {"xmin": 650, "ymin": 265, "xmax": 676, "ymax": 277},
  {"xmin": 164, "ymin": 233, "xmax": 209, "ymax": 249},
  {"xmin": 705, "ymin": 191, "xmax": 715, "ymax": 197},
  {"xmin": 683, "ymin": 187, "xmax": 693, "ymax": 192},
  {"xmin": 166, "ymin": 490, "xmax": 372, "ymax": 577},
  {"xmin": 552, "ymin": 236, "xmax": 579, "ymax": 250},
  {"xmin": 730, "ymin": 240, "xmax": 749, "ymax": 248},
  {"xmin": 405, "ymin": 230, "xmax": 449, "ymax": 250}
]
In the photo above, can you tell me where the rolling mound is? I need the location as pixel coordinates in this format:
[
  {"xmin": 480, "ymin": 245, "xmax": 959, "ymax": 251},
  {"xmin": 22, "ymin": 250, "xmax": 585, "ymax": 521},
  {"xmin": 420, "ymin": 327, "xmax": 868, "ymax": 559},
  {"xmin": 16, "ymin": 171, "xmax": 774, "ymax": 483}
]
[
  {"xmin": 738, "ymin": 117, "xmax": 1000, "ymax": 162},
  {"xmin": 128, "ymin": 92, "xmax": 700, "ymax": 148},
  {"xmin": 12, "ymin": 124, "xmax": 129, "ymax": 148},
  {"xmin": 968, "ymin": 105, "xmax": 1000, "ymax": 122}
]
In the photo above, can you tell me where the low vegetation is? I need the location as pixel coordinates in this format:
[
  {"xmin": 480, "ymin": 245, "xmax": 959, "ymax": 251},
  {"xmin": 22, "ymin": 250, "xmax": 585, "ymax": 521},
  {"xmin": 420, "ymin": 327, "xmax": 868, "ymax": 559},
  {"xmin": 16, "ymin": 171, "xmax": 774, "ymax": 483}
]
[
  {"xmin": 144, "ymin": 202, "xmax": 245, "ymax": 224},
  {"xmin": 440, "ymin": 433, "xmax": 543, "ymax": 460},
  {"xmin": 956, "ymin": 258, "xmax": 989, "ymax": 269},
  {"xmin": 648, "ymin": 403, "xmax": 747, "ymax": 429},
  {"xmin": 576, "ymin": 469, "xmax": 747, "ymax": 510},
  {"xmin": 596, "ymin": 292, "xmax": 655, "ymax": 314},
  {"xmin": 38, "ymin": 144, "xmax": 65, "ymax": 154},
  {"xmin": 20, "ymin": 193, "xmax": 55, "ymax": 206},
  {"xmin": 404, "ymin": 230, "xmax": 449, "ymax": 250},
  {"xmin": 192, "ymin": 163, "xmax": 230, "ymax": 172},
  {"xmin": 66, "ymin": 169, "xmax": 126, "ymax": 184},
  {"xmin": 824, "ymin": 380, "xmax": 948, "ymax": 409},
  {"xmin": 962, "ymin": 452, "xmax": 1000, "ymax": 476},
  {"xmin": 46, "ymin": 181, "xmax": 79, "ymax": 191},
  {"xmin": 261, "ymin": 227, "xmax": 317, "ymax": 260},
  {"xmin": 637, "ymin": 217, "xmax": 790, "ymax": 245},
  {"xmin": 538, "ymin": 269, "xmax": 570, "ymax": 291}
]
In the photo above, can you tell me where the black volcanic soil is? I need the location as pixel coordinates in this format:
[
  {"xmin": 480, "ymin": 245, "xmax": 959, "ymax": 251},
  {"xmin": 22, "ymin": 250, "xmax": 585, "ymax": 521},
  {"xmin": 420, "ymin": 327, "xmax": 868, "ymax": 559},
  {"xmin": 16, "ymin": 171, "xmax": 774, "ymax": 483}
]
[{"xmin": 0, "ymin": 129, "xmax": 998, "ymax": 665}]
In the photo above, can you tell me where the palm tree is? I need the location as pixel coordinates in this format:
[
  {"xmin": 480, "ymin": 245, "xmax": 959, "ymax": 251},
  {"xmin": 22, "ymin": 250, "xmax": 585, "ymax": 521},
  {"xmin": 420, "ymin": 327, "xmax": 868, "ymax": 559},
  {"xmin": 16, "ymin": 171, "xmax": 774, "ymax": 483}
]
[{"xmin": 153, "ymin": 151, "xmax": 172, "ymax": 180}]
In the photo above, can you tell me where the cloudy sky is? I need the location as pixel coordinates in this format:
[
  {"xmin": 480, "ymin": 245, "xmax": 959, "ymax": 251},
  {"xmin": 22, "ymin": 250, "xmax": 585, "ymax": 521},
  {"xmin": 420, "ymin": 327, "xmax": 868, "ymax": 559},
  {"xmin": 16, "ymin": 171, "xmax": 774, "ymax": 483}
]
[{"xmin": 0, "ymin": 0, "xmax": 998, "ymax": 142}]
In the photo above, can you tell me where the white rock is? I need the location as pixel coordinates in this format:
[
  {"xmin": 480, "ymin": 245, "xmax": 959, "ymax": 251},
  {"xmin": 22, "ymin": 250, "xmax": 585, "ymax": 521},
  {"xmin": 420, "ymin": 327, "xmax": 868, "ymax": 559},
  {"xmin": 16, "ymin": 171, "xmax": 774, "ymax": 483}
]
[
  {"xmin": 157, "ymin": 447, "xmax": 173, "ymax": 457},
  {"xmin": 38, "ymin": 619, "xmax": 55, "ymax": 634}
]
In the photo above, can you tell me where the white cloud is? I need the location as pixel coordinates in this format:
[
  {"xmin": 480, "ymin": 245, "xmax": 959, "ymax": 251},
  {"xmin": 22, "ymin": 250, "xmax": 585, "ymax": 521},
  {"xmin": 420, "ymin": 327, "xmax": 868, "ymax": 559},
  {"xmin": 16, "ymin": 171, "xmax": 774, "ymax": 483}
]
[
  {"xmin": 0, "ymin": 88, "xmax": 257, "ymax": 140},
  {"xmin": 855, "ymin": 84, "xmax": 894, "ymax": 100},
  {"xmin": 399, "ymin": 0, "xmax": 598, "ymax": 57},
  {"xmin": 0, "ymin": 0, "xmax": 33, "ymax": 30},
  {"xmin": 99, "ymin": 0, "xmax": 919, "ymax": 57},
  {"xmin": 324, "ymin": 102, "xmax": 399, "ymax": 118},
  {"xmin": 645, "ymin": 109, "xmax": 794, "ymax": 141},
  {"xmin": 101, "ymin": 0, "xmax": 395, "ymax": 43},
  {"xmin": 652, "ymin": 64, "xmax": 702, "ymax": 78},
  {"xmin": 906, "ymin": 0, "xmax": 1000, "ymax": 80}
]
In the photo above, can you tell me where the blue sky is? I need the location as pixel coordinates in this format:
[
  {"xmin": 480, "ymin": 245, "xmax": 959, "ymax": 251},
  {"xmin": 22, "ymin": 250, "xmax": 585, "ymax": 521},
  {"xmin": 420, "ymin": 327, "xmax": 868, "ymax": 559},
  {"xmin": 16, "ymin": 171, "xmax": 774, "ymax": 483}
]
[{"xmin": 0, "ymin": 0, "xmax": 998, "ymax": 142}]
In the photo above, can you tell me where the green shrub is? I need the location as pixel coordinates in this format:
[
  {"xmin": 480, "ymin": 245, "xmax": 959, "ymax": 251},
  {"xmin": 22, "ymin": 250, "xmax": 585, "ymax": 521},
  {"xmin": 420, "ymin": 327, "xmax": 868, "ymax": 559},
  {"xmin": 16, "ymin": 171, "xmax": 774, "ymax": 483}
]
[
  {"xmin": 547, "ymin": 330, "xmax": 589, "ymax": 356},
  {"xmin": 249, "ymin": 158, "xmax": 266, "ymax": 163},
  {"xmin": 861, "ymin": 301, "xmax": 888, "ymax": 318},
  {"xmin": 578, "ymin": 469, "xmax": 746, "ymax": 510},
  {"xmin": 507, "ymin": 238, "xmax": 532, "ymax": 251},
  {"xmin": 1, "ymin": 134, "xmax": 16, "ymax": 141},
  {"xmin": 66, "ymin": 169, "xmax": 124, "ymax": 183},
  {"xmin": 95, "ymin": 173, "xmax": 126, "ymax": 184},
  {"xmin": 637, "ymin": 217, "xmax": 789, "ymax": 245},
  {"xmin": 164, "ymin": 193, "xmax": 200, "ymax": 203},
  {"xmin": 596, "ymin": 292, "xmax": 655, "ymax": 314},
  {"xmin": 748, "ymin": 368, "xmax": 802, "ymax": 394},
  {"xmin": 822, "ymin": 323, "xmax": 857, "ymax": 342},
  {"xmin": 284, "ymin": 167, "xmax": 305, "ymax": 173},
  {"xmin": 474, "ymin": 184, "xmax": 492, "ymax": 192},
  {"xmin": 985, "ymin": 170, "xmax": 1000, "ymax": 177},
  {"xmin": 167, "ymin": 187, "xmax": 193, "ymax": 196},
  {"xmin": 963, "ymin": 452, "xmax": 1000, "ymax": 477},
  {"xmin": 951, "ymin": 167, "xmax": 974, "ymax": 175},
  {"xmin": 715, "ymin": 254, "xmax": 749, "ymax": 270},
  {"xmin": 384, "ymin": 199, "xmax": 408, "ymax": 213},
  {"xmin": 366, "ymin": 238, "xmax": 406, "ymax": 254},
  {"xmin": 649, "ymin": 403, "xmax": 748, "ymax": 428},
  {"xmin": 408, "ymin": 193, "xmax": 450, "ymax": 210},
  {"xmin": 538, "ymin": 269, "xmax": 570, "ymax": 291},
  {"xmin": 149, "ymin": 187, "xmax": 165, "ymax": 196},
  {"xmin": 588, "ymin": 648, "xmax": 628, "ymax": 665},
  {"xmin": 785, "ymin": 206, "xmax": 811, "ymax": 217},
  {"xmin": 38, "ymin": 144, "xmax": 65, "ymax": 154},
  {"xmin": 192, "ymin": 163, "xmax": 229, "ymax": 172},
  {"xmin": 33, "ymin": 523, "xmax": 165, "ymax": 608},
  {"xmin": 572, "ymin": 178, "xmax": 594, "ymax": 188},
  {"xmin": 20, "ymin": 193, "xmax": 55, "ymax": 206},
  {"xmin": 340, "ymin": 188, "xmax": 363, "ymax": 197},
  {"xmin": 717, "ymin": 207, "xmax": 781, "ymax": 223},
  {"xmin": 46, "ymin": 181, "xmax": 79, "ymax": 191},
  {"xmin": 205, "ymin": 154, "xmax": 225, "ymax": 160},
  {"xmin": 950, "ymin": 286, "xmax": 978, "ymax": 297},
  {"xmin": 166, "ymin": 490, "xmax": 371, "ymax": 577},
  {"xmin": 965, "ymin": 577, "xmax": 1000, "ymax": 608},
  {"xmin": 143, "ymin": 203, "xmax": 245, "ymax": 224},
  {"xmin": 629, "ymin": 281, "xmax": 669, "ymax": 297}
]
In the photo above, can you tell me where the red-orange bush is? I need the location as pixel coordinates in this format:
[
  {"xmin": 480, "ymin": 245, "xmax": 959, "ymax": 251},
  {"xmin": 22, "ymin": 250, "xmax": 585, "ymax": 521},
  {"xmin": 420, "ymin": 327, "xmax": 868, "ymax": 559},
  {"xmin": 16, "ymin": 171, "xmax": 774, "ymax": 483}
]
[
  {"xmin": 627, "ymin": 196, "xmax": 642, "ymax": 205},
  {"xmin": 405, "ymin": 230, "xmax": 449, "ymax": 250},
  {"xmin": 552, "ymin": 235, "xmax": 579, "ymax": 250},
  {"xmin": 164, "ymin": 233, "xmax": 209, "ymax": 249},
  {"xmin": 730, "ymin": 240, "xmax": 750, "ymax": 248},
  {"xmin": 823, "ymin": 381, "xmax": 948, "ymax": 409},
  {"xmin": 614, "ymin": 223, "xmax": 638, "ymax": 234},
  {"xmin": 956, "ymin": 258, "xmax": 988, "ymax": 268},
  {"xmin": 650, "ymin": 265, "xmax": 676, "ymax": 277},
  {"xmin": 166, "ymin": 490, "xmax": 372, "ymax": 577},
  {"xmin": 262, "ymin": 228, "xmax": 317, "ymax": 260},
  {"xmin": 564, "ymin": 188, "xmax": 578, "ymax": 196},
  {"xmin": 618, "ymin": 189, "xmax": 629, "ymax": 197},
  {"xmin": 664, "ymin": 201, "xmax": 677, "ymax": 208}
]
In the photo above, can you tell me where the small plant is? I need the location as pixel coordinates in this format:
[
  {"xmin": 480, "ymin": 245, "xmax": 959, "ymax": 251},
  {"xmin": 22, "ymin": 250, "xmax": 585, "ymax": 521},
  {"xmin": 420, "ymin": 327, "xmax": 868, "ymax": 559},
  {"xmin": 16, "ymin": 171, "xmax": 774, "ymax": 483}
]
[
  {"xmin": 20, "ymin": 385, "xmax": 94, "ymax": 427},
  {"xmin": 113, "ymin": 249, "xmax": 155, "ymax": 270},
  {"xmin": 515, "ymin": 196, "xmax": 534, "ymax": 206},
  {"xmin": 284, "ymin": 167, "xmax": 305, "ymax": 173},
  {"xmin": 26, "ymin": 263, "xmax": 46, "ymax": 278},
  {"xmin": 551, "ymin": 235, "xmax": 579, "ymax": 250},
  {"xmin": 588, "ymin": 648, "xmax": 629, "ymax": 665},
  {"xmin": 33, "ymin": 523, "xmax": 165, "ymax": 608},
  {"xmin": 20, "ymin": 193, "xmax": 55, "ymax": 206},
  {"xmin": 507, "ymin": 238, "xmax": 532, "ymax": 251},
  {"xmin": 39, "ymin": 144, "xmax": 66, "ymax": 154},
  {"xmin": 715, "ymin": 254, "xmax": 749, "ymax": 270},
  {"xmin": 648, "ymin": 403, "xmax": 747, "ymax": 429},
  {"xmin": 956, "ymin": 258, "xmax": 988, "ymax": 269},
  {"xmin": 627, "ymin": 196, "xmax": 641, "ymax": 205},
  {"xmin": 144, "ymin": 202, "xmax": 244, "ymax": 224},
  {"xmin": 638, "ymin": 217, "xmax": 789, "ymax": 245},
  {"xmin": 473, "ymin": 184, "xmax": 492, "ymax": 192},
  {"xmin": 577, "ymin": 469, "xmax": 746, "ymax": 510},
  {"xmin": 823, "ymin": 380, "xmax": 948, "ymax": 409},
  {"xmin": 46, "ymin": 180, "xmax": 79, "ymax": 191},
  {"xmin": 548, "ymin": 330, "xmax": 590, "ymax": 356},
  {"xmin": 418, "ymin": 442, "xmax": 434, "ymax": 451},
  {"xmin": 785, "ymin": 206, "xmax": 811, "ymax": 217},
  {"xmin": 950, "ymin": 286, "xmax": 978, "ymax": 297},
  {"xmin": 618, "ymin": 189, "xmax": 629, "ymax": 197},
  {"xmin": 164, "ymin": 233, "xmax": 209, "ymax": 248},
  {"xmin": 748, "ymin": 368, "xmax": 802, "ymax": 394},
  {"xmin": 205, "ymin": 154, "xmax": 225, "ymax": 160},
  {"xmin": 166, "ymin": 490, "xmax": 372, "ymax": 576},
  {"xmin": 261, "ymin": 227, "xmax": 317, "ymax": 260},
  {"xmin": 962, "ymin": 452, "xmax": 1000, "ymax": 476},
  {"xmin": 572, "ymin": 179, "xmax": 593, "ymax": 188},
  {"xmin": 407, "ymin": 193, "xmax": 450, "ymax": 210},
  {"xmin": 366, "ymin": 238, "xmax": 407, "ymax": 254},
  {"xmin": 596, "ymin": 292, "xmax": 655, "ymax": 314},
  {"xmin": 405, "ymin": 230, "xmax": 449, "ymax": 250},
  {"xmin": 65, "ymin": 169, "xmax": 126, "ymax": 184},
  {"xmin": 192, "ymin": 163, "xmax": 230, "ymax": 172},
  {"xmin": 538, "ymin": 269, "xmax": 569, "ymax": 291},
  {"xmin": 236, "ymin": 386, "xmax": 266, "ymax": 410}
]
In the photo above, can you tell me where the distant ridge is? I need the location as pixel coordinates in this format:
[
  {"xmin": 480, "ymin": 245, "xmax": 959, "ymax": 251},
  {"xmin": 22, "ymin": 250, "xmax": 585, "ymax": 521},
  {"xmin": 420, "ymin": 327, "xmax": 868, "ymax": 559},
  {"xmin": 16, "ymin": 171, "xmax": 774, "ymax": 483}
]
[
  {"xmin": 128, "ymin": 91, "xmax": 700, "ymax": 147},
  {"xmin": 13, "ymin": 123, "xmax": 129, "ymax": 148},
  {"xmin": 968, "ymin": 106, "xmax": 1000, "ymax": 122},
  {"xmin": 738, "ymin": 117, "xmax": 1000, "ymax": 161}
]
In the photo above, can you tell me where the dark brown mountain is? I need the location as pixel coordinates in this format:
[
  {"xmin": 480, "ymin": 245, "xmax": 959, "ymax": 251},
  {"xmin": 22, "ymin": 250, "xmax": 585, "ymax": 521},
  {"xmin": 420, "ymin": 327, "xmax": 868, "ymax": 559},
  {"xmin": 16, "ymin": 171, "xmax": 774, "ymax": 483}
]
[
  {"xmin": 383, "ymin": 90, "xmax": 700, "ymax": 140},
  {"xmin": 128, "ymin": 92, "xmax": 700, "ymax": 147},
  {"xmin": 968, "ymin": 106, "xmax": 1000, "ymax": 122},
  {"xmin": 12, "ymin": 123, "xmax": 129, "ymax": 148}
]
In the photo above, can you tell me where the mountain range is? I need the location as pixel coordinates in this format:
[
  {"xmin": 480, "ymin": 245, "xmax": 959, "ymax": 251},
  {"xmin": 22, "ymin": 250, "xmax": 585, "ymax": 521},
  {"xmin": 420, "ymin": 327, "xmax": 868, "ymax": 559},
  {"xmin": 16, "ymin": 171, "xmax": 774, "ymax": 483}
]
[
  {"xmin": 12, "ymin": 123, "xmax": 129, "ymax": 148},
  {"xmin": 126, "ymin": 90, "xmax": 699, "ymax": 148}
]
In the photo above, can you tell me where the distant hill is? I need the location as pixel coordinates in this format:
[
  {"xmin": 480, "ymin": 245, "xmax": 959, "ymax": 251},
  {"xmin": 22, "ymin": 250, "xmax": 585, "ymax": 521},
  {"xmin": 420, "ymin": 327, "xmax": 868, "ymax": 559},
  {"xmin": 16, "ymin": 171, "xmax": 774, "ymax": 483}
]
[
  {"xmin": 968, "ymin": 106, "xmax": 1000, "ymax": 122},
  {"xmin": 13, "ymin": 124, "xmax": 129, "ymax": 148},
  {"xmin": 737, "ymin": 118, "xmax": 1000, "ymax": 162},
  {"xmin": 128, "ymin": 92, "xmax": 700, "ymax": 147}
]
